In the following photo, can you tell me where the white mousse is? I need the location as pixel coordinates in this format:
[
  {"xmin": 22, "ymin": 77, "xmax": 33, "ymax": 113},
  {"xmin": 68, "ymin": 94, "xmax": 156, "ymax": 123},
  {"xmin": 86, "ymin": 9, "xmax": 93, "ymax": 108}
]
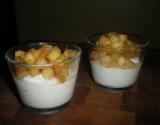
[
  {"xmin": 14, "ymin": 70, "xmax": 78, "ymax": 109},
  {"xmin": 91, "ymin": 60, "xmax": 141, "ymax": 88}
]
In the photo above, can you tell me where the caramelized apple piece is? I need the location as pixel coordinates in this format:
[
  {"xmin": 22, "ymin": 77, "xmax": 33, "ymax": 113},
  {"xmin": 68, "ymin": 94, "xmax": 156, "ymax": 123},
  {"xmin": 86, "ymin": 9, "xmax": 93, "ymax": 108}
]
[
  {"xmin": 91, "ymin": 32, "xmax": 142, "ymax": 68},
  {"xmin": 54, "ymin": 63, "xmax": 69, "ymax": 83},
  {"xmin": 35, "ymin": 56, "xmax": 48, "ymax": 64},
  {"xmin": 28, "ymin": 67, "xmax": 40, "ymax": 76},
  {"xmin": 14, "ymin": 44, "xmax": 76, "ymax": 82},
  {"xmin": 47, "ymin": 46, "xmax": 61, "ymax": 62},
  {"xmin": 16, "ymin": 67, "xmax": 29, "ymax": 79},
  {"xmin": 100, "ymin": 55, "xmax": 111, "ymax": 65},
  {"xmin": 24, "ymin": 52, "xmax": 35, "ymax": 64},
  {"xmin": 97, "ymin": 35, "xmax": 110, "ymax": 46},
  {"xmin": 119, "ymin": 34, "xmax": 127, "ymax": 42},
  {"xmin": 56, "ymin": 55, "xmax": 67, "ymax": 62},
  {"xmin": 64, "ymin": 49, "xmax": 77, "ymax": 58},
  {"xmin": 38, "ymin": 44, "xmax": 53, "ymax": 57},
  {"xmin": 42, "ymin": 67, "xmax": 54, "ymax": 79},
  {"xmin": 118, "ymin": 56, "xmax": 126, "ymax": 66},
  {"xmin": 15, "ymin": 50, "xmax": 26, "ymax": 63},
  {"xmin": 29, "ymin": 48, "xmax": 40, "ymax": 61},
  {"xmin": 15, "ymin": 50, "xmax": 25, "ymax": 57},
  {"xmin": 111, "ymin": 53, "xmax": 121, "ymax": 62},
  {"xmin": 111, "ymin": 41, "xmax": 124, "ymax": 49},
  {"xmin": 109, "ymin": 34, "xmax": 119, "ymax": 43}
]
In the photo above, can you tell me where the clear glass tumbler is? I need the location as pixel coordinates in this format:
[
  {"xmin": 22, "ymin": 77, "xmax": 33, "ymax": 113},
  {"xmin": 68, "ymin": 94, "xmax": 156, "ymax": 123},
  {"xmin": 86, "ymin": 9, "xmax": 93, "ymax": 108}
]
[
  {"xmin": 87, "ymin": 32, "xmax": 149, "ymax": 91},
  {"xmin": 5, "ymin": 42, "xmax": 81, "ymax": 115}
]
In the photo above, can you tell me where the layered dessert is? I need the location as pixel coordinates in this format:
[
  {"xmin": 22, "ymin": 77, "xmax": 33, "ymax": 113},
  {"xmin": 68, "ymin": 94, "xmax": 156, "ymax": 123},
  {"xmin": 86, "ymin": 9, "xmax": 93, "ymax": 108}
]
[
  {"xmin": 13, "ymin": 43, "xmax": 80, "ymax": 113},
  {"xmin": 90, "ymin": 32, "xmax": 142, "ymax": 89}
]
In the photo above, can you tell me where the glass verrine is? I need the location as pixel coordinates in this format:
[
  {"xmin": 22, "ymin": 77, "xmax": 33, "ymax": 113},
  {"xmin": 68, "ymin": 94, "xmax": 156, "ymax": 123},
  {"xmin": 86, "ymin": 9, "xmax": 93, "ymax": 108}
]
[
  {"xmin": 87, "ymin": 32, "xmax": 149, "ymax": 91},
  {"xmin": 5, "ymin": 41, "xmax": 81, "ymax": 115}
]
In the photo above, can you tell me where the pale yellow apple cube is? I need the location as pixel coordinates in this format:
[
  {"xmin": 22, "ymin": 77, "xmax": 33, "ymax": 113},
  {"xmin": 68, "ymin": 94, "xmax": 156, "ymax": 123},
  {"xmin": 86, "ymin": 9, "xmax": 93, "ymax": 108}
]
[
  {"xmin": 118, "ymin": 34, "xmax": 127, "ymax": 42},
  {"xmin": 109, "ymin": 33, "xmax": 119, "ymax": 43},
  {"xmin": 42, "ymin": 67, "xmax": 54, "ymax": 79},
  {"xmin": 56, "ymin": 55, "xmax": 67, "ymax": 62},
  {"xmin": 100, "ymin": 55, "xmax": 111, "ymax": 66},
  {"xmin": 111, "ymin": 53, "xmax": 121, "ymax": 61},
  {"xmin": 29, "ymin": 48, "xmax": 40, "ymax": 61},
  {"xmin": 97, "ymin": 35, "xmax": 110, "ymax": 46},
  {"xmin": 16, "ymin": 67, "xmax": 29, "ymax": 79},
  {"xmin": 35, "ymin": 56, "xmax": 48, "ymax": 64},
  {"xmin": 118, "ymin": 56, "xmax": 126, "ymax": 66},
  {"xmin": 15, "ymin": 50, "xmax": 25, "ymax": 57},
  {"xmin": 24, "ymin": 52, "xmax": 35, "ymax": 64},
  {"xmin": 54, "ymin": 63, "xmax": 69, "ymax": 83},
  {"xmin": 28, "ymin": 67, "xmax": 40, "ymax": 76},
  {"xmin": 64, "ymin": 49, "xmax": 77, "ymax": 58},
  {"xmin": 47, "ymin": 46, "xmax": 61, "ymax": 62},
  {"xmin": 111, "ymin": 41, "xmax": 124, "ymax": 49},
  {"xmin": 39, "ymin": 44, "xmax": 53, "ymax": 57},
  {"xmin": 15, "ymin": 50, "xmax": 26, "ymax": 63}
]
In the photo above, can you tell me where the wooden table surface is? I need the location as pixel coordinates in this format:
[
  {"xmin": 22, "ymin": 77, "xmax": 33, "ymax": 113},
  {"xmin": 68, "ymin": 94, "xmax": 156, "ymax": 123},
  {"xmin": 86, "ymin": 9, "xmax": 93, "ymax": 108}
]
[{"xmin": 0, "ymin": 48, "xmax": 160, "ymax": 125}]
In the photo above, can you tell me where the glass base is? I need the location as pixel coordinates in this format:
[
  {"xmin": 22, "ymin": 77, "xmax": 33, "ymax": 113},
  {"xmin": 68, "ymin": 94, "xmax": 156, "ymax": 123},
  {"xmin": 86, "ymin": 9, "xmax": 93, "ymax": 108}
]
[
  {"xmin": 25, "ymin": 102, "xmax": 69, "ymax": 115},
  {"xmin": 95, "ymin": 82, "xmax": 135, "ymax": 92}
]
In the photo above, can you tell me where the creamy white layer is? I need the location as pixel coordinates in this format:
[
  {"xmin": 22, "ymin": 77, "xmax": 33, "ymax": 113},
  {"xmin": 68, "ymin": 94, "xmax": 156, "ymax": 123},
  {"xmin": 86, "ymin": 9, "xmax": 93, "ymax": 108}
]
[
  {"xmin": 14, "ymin": 70, "xmax": 78, "ymax": 109},
  {"xmin": 91, "ymin": 61, "xmax": 141, "ymax": 88}
]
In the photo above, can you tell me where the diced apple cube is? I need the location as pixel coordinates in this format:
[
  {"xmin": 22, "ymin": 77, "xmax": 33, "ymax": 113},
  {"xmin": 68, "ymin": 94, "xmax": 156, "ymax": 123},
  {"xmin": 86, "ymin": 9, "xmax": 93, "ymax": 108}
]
[
  {"xmin": 111, "ymin": 41, "xmax": 124, "ymax": 49},
  {"xmin": 118, "ymin": 34, "xmax": 127, "ymax": 42},
  {"xmin": 97, "ymin": 35, "xmax": 110, "ymax": 46},
  {"xmin": 56, "ymin": 69, "xmax": 69, "ymax": 83},
  {"xmin": 109, "ymin": 33, "xmax": 119, "ymax": 43},
  {"xmin": 42, "ymin": 67, "xmax": 54, "ymax": 79},
  {"xmin": 56, "ymin": 74, "xmax": 66, "ymax": 83},
  {"xmin": 35, "ymin": 56, "xmax": 48, "ymax": 64},
  {"xmin": 29, "ymin": 48, "xmax": 40, "ymax": 61},
  {"xmin": 56, "ymin": 55, "xmax": 67, "ymax": 62},
  {"xmin": 118, "ymin": 56, "xmax": 126, "ymax": 66},
  {"xmin": 54, "ymin": 64, "xmax": 63, "ymax": 75},
  {"xmin": 16, "ymin": 67, "xmax": 29, "ymax": 79},
  {"xmin": 111, "ymin": 53, "xmax": 121, "ymax": 61},
  {"xmin": 15, "ymin": 50, "xmax": 26, "ymax": 63},
  {"xmin": 28, "ymin": 67, "xmax": 40, "ymax": 76},
  {"xmin": 24, "ymin": 52, "xmax": 35, "ymax": 64},
  {"xmin": 15, "ymin": 56, "xmax": 24, "ymax": 63},
  {"xmin": 64, "ymin": 49, "xmax": 77, "ymax": 58},
  {"xmin": 54, "ymin": 63, "xmax": 69, "ymax": 83},
  {"xmin": 15, "ymin": 50, "xmax": 25, "ymax": 57},
  {"xmin": 47, "ymin": 46, "xmax": 61, "ymax": 62},
  {"xmin": 39, "ymin": 45, "xmax": 53, "ymax": 57},
  {"xmin": 100, "ymin": 55, "xmax": 111, "ymax": 65}
]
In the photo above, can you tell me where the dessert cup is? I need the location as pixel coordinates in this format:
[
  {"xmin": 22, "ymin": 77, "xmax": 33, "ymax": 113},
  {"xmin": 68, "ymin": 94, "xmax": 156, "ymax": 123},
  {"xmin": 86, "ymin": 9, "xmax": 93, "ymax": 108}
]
[
  {"xmin": 5, "ymin": 42, "xmax": 81, "ymax": 115},
  {"xmin": 87, "ymin": 32, "xmax": 149, "ymax": 91}
]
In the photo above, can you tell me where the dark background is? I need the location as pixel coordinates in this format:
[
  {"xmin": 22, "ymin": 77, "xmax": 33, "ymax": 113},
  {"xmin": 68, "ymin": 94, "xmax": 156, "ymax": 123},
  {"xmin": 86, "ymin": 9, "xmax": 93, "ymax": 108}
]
[
  {"xmin": 1, "ymin": 0, "xmax": 160, "ymax": 50},
  {"xmin": 14, "ymin": 0, "xmax": 160, "ymax": 48},
  {"xmin": 1, "ymin": 0, "xmax": 17, "ymax": 50}
]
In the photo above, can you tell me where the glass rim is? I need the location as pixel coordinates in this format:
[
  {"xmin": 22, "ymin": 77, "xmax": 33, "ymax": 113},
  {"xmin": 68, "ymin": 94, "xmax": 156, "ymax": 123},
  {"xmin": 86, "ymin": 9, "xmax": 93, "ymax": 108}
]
[
  {"xmin": 86, "ymin": 32, "xmax": 149, "ymax": 49},
  {"xmin": 5, "ymin": 41, "xmax": 81, "ymax": 67}
]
